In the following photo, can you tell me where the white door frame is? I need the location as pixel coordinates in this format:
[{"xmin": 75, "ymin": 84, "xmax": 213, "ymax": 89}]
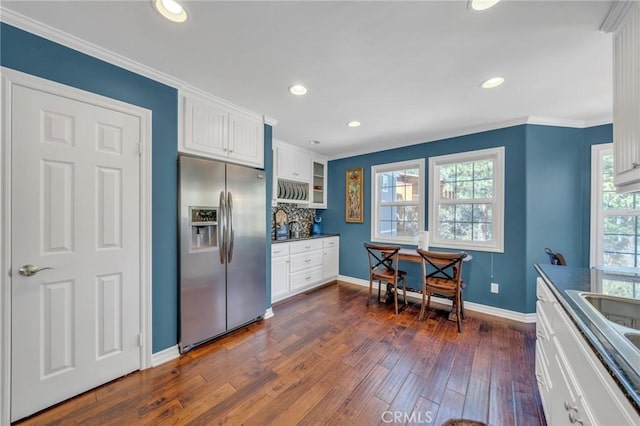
[{"xmin": 0, "ymin": 67, "xmax": 153, "ymax": 424}]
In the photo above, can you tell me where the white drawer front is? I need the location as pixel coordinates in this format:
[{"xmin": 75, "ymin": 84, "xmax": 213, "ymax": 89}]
[
  {"xmin": 322, "ymin": 236, "xmax": 339, "ymax": 248},
  {"xmin": 290, "ymin": 266, "xmax": 323, "ymax": 291},
  {"xmin": 290, "ymin": 239, "xmax": 323, "ymax": 254},
  {"xmin": 271, "ymin": 243, "xmax": 290, "ymax": 258},
  {"xmin": 290, "ymin": 251, "xmax": 323, "ymax": 272}
]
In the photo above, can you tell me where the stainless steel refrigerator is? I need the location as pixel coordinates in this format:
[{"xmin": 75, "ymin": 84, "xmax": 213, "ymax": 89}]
[{"xmin": 179, "ymin": 155, "xmax": 266, "ymax": 353}]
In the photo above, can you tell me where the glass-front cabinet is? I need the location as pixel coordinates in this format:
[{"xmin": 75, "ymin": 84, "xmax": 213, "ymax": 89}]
[{"xmin": 310, "ymin": 159, "xmax": 327, "ymax": 209}]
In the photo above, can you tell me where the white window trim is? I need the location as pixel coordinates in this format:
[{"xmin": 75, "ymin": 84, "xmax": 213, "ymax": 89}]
[
  {"xmin": 428, "ymin": 147, "xmax": 505, "ymax": 253},
  {"xmin": 591, "ymin": 143, "xmax": 609, "ymax": 267},
  {"xmin": 371, "ymin": 158, "xmax": 425, "ymax": 245},
  {"xmin": 589, "ymin": 143, "xmax": 640, "ymax": 267}
]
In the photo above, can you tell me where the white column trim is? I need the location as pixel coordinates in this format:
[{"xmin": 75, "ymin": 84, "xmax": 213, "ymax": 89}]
[
  {"xmin": 264, "ymin": 308, "xmax": 275, "ymax": 319},
  {"xmin": 151, "ymin": 345, "xmax": 180, "ymax": 367}
]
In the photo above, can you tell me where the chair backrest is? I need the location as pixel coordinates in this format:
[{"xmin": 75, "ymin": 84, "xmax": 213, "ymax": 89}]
[
  {"xmin": 416, "ymin": 249, "xmax": 466, "ymax": 287},
  {"xmin": 544, "ymin": 248, "xmax": 567, "ymax": 266},
  {"xmin": 364, "ymin": 243, "xmax": 401, "ymax": 275}
]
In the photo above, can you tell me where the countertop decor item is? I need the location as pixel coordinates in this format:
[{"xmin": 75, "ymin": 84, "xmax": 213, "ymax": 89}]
[{"xmin": 346, "ymin": 167, "xmax": 364, "ymax": 223}]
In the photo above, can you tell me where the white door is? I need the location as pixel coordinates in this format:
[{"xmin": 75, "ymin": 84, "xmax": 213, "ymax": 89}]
[{"xmin": 10, "ymin": 84, "xmax": 141, "ymax": 421}]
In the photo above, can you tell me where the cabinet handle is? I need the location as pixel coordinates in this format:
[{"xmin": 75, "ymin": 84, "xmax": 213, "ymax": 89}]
[
  {"xmin": 537, "ymin": 295, "xmax": 547, "ymax": 302},
  {"xmin": 305, "ymin": 259, "xmax": 311, "ymax": 263},
  {"xmin": 304, "ymin": 245, "xmax": 311, "ymax": 249},
  {"xmin": 564, "ymin": 401, "xmax": 578, "ymax": 412},
  {"xmin": 633, "ymin": 162, "xmax": 640, "ymax": 169},
  {"xmin": 305, "ymin": 276, "xmax": 311, "ymax": 280},
  {"xmin": 535, "ymin": 373, "xmax": 544, "ymax": 385},
  {"xmin": 536, "ymin": 331, "xmax": 545, "ymax": 340},
  {"xmin": 568, "ymin": 410, "xmax": 583, "ymax": 425}
]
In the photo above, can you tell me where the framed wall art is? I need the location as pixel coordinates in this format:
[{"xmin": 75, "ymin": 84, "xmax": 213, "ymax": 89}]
[{"xmin": 346, "ymin": 167, "xmax": 364, "ymax": 223}]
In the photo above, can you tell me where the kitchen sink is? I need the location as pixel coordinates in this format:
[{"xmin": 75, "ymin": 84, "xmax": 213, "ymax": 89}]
[
  {"xmin": 625, "ymin": 333, "xmax": 640, "ymax": 351},
  {"xmin": 566, "ymin": 290, "xmax": 640, "ymax": 375},
  {"xmin": 583, "ymin": 294, "xmax": 640, "ymax": 330}
]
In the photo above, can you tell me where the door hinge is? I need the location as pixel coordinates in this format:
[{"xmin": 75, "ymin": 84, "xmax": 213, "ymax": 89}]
[
  {"xmin": 138, "ymin": 143, "xmax": 143, "ymax": 156},
  {"xmin": 138, "ymin": 333, "xmax": 143, "ymax": 347}
]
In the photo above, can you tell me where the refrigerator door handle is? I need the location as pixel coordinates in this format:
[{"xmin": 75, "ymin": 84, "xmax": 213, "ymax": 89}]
[
  {"xmin": 219, "ymin": 190, "xmax": 226, "ymax": 264},
  {"xmin": 227, "ymin": 191, "xmax": 234, "ymax": 263}
]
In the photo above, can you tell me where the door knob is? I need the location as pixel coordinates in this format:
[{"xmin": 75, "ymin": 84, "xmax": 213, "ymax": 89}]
[{"xmin": 18, "ymin": 264, "xmax": 53, "ymax": 277}]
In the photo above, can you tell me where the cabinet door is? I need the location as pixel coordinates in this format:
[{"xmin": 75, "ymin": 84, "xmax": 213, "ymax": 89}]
[
  {"xmin": 183, "ymin": 96, "xmax": 228, "ymax": 157},
  {"xmin": 613, "ymin": 2, "xmax": 640, "ymax": 191},
  {"xmin": 271, "ymin": 255, "xmax": 290, "ymax": 303},
  {"xmin": 323, "ymin": 247, "xmax": 339, "ymax": 280},
  {"xmin": 276, "ymin": 144, "xmax": 311, "ymax": 182},
  {"xmin": 310, "ymin": 158, "xmax": 327, "ymax": 209},
  {"xmin": 228, "ymin": 111, "xmax": 264, "ymax": 168}
]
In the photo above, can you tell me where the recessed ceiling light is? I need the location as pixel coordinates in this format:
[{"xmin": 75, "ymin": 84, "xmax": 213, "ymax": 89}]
[
  {"xmin": 481, "ymin": 77, "xmax": 504, "ymax": 89},
  {"xmin": 153, "ymin": 0, "xmax": 188, "ymax": 23},
  {"xmin": 308, "ymin": 140, "xmax": 320, "ymax": 145},
  {"xmin": 468, "ymin": 0, "xmax": 501, "ymax": 11},
  {"xmin": 347, "ymin": 121, "xmax": 361, "ymax": 128},
  {"xmin": 288, "ymin": 85, "xmax": 308, "ymax": 96}
]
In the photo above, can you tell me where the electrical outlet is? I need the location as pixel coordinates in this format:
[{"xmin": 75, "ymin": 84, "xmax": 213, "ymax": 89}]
[{"xmin": 491, "ymin": 282, "xmax": 499, "ymax": 293}]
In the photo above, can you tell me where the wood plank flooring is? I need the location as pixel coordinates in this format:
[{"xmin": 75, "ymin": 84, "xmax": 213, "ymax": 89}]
[{"xmin": 16, "ymin": 281, "xmax": 545, "ymax": 425}]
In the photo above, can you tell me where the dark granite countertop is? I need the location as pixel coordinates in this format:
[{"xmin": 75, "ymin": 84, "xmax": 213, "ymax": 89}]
[
  {"xmin": 271, "ymin": 233, "xmax": 339, "ymax": 244},
  {"xmin": 535, "ymin": 264, "xmax": 640, "ymax": 413}
]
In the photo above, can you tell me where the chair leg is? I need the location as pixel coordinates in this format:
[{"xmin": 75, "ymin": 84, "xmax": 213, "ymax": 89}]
[
  {"xmin": 368, "ymin": 278, "xmax": 373, "ymax": 306},
  {"xmin": 455, "ymin": 292, "xmax": 463, "ymax": 333},
  {"xmin": 419, "ymin": 283, "xmax": 427, "ymax": 321},
  {"xmin": 460, "ymin": 289, "xmax": 465, "ymax": 319},
  {"xmin": 427, "ymin": 289, "xmax": 431, "ymax": 311},
  {"xmin": 393, "ymin": 283, "xmax": 399, "ymax": 314},
  {"xmin": 402, "ymin": 278, "xmax": 407, "ymax": 305}
]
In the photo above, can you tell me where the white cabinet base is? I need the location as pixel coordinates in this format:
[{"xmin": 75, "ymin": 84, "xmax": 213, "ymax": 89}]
[{"xmin": 271, "ymin": 236, "xmax": 339, "ymax": 303}]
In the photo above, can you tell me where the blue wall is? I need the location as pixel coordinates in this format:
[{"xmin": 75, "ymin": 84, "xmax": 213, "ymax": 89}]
[
  {"xmin": 1, "ymin": 23, "xmax": 179, "ymax": 352},
  {"xmin": 324, "ymin": 123, "xmax": 613, "ymax": 314},
  {"xmin": 1, "ymin": 23, "xmax": 275, "ymax": 351}
]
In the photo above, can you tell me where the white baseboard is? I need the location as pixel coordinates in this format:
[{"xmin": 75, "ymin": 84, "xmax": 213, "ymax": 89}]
[
  {"xmin": 338, "ymin": 275, "xmax": 536, "ymax": 324},
  {"xmin": 151, "ymin": 345, "xmax": 180, "ymax": 367},
  {"xmin": 264, "ymin": 307, "xmax": 274, "ymax": 319}
]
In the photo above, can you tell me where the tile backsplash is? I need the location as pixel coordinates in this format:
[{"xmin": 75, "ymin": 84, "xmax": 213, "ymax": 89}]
[{"xmin": 271, "ymin": 204, "xmax": 316, "ymax": 240}]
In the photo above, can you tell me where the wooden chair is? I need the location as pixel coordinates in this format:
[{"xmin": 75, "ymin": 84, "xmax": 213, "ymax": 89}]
[
  {"xmin": 364, "ymin": 243, "xmax": 407, "ymax": 314},
  {"xmin": 416, "ymin": 249, "xmax": 467, "ymax": 332},
  {"xmin": 544, "ymin": 247, "xmax": 567, "ymax": 265}
]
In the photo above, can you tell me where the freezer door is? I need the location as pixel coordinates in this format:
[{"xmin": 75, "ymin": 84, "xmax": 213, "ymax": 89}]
[
  {"xmin": 225, "ymin": 163, "xmax": 267, "ymax": 329},
  {"xmin": 179, "ymin": 156, "xmax": 227, "ymax": 351}
]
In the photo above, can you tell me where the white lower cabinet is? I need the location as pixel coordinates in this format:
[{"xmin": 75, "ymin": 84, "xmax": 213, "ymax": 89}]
[
  {"xmin": 271, "ymin": 244, "xmax": 290, "ymax": 302},
  {"xmin": 322, "ymin": 237, "xmax": 339, "ymax": 280},
  {"xmin": 535, "ymin": 277, "xmax": 638, "ymax": 426},
  {"xmin": 271, "ymin": 236, "xmax": 339, "ymax": 303}
]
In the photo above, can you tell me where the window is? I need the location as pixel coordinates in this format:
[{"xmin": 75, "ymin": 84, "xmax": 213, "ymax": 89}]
[
  {"xmin": 591, "ymin": 143, "xmax": 640, "ymax": 299},
  {"xmin": 371, "ymin": 159, "xmax": 425, "ymax": 244},
  {"xmin": 429, "ymin": 147, "xmax": 504, "ymax": 252},
  {"xmin": 591, "ymin": 144, "xmax": 640, "ymax": 267}
]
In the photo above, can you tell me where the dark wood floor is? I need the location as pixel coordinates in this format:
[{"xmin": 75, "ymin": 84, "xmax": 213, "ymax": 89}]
[{"xmin": 16, "ymin": 281, "xmax": 545, "ymax": 425}]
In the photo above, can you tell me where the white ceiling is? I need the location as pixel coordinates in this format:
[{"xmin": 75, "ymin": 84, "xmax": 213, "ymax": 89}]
[{"xmin": 2, "ymin": 0, "xmax": 615, "ymax": 159}]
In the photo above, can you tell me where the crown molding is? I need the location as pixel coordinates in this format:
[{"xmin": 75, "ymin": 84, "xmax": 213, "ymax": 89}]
[
  {"xmin": 264, "ymin": 116, "xmax": 279, "ymax": 127},
  {"xmin": 601, "ymin": 0, "xmax": 637, "ymax": 33},
  {"xmin": 327, "ymin": 115, "xmax": 612, "ymax": 161},
  {"xmin": 0, "ymin": 6, "xmax": 276, "ymax": 124}
]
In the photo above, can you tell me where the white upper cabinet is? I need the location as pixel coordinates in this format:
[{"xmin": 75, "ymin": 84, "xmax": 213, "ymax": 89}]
[
  {"xmin": 610, "ymin": 1, "xmax": 640, "ymax": 192},
  {"xmin": 273, "ymin": 140, "xmax": 329, "ymax": 208},
  {"xmin": 181, "ymin": 90, "xmax": 264, "ymax": 168},
  {"xmin": 275, "ymin": 141, "xmax": 311, "ymax": 182}
]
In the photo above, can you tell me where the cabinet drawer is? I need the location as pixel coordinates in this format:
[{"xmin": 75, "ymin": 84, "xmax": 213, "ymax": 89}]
[
  {"xmin": 271, "ymin": 244, "xmax": 289, "ymax": 258},
  {"xmin": 322, "ymin": 237, "xmax": 338, "ymax": 248},
  {"xmin": 290, "ymin": 266, "xmax": 323, "ymax": 291},
  {"xmin": 290, "ymin": 251, "xmax": 323, "ymax": 272},
  {"xmin": 290, "ymin": 239, "xmax": 323, "ymax": 254}
]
